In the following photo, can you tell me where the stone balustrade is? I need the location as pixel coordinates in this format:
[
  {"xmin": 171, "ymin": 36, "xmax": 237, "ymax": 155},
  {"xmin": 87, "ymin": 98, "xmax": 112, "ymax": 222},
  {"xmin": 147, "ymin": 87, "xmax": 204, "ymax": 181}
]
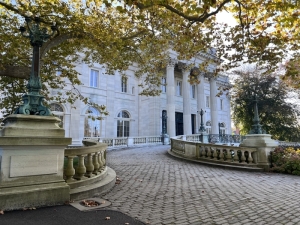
[
  {"xmin": 171, "ymin": 137, "xmax": 261, "ymax": 170},
  {"xmin": 185, "ymin": 134, "xmax": 245, "ymax": 144},
  {"xmin": 83, "ymin": 136, "xmax": 163, "ymax": 148},
  {"xmin": 64, "ymin": 140, "xmax": 107, "ymax": 182}
]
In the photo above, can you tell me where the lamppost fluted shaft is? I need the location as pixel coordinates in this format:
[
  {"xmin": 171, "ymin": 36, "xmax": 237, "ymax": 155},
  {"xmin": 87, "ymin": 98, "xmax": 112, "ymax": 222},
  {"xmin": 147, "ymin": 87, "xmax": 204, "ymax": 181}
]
[
  {"xmin": 198, "ymin": 109, "xmax": 206, "ymax": 132},
  {"xmin": 249, "ymin": 95, "xmax": 263, "ymax": 134}
]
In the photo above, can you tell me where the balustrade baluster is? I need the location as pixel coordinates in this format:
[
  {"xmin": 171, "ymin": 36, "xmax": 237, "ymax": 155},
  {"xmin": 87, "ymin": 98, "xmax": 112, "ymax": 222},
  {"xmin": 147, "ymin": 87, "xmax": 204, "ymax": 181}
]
[
  {"xmin": 199, "ymin": 146, "xmax": 203, "ymax": 157},
  {"xmin": 74, "ymin": 154, "xmax": 86, "ymax": 180},
  {"xmin": 209, "ymin": 148, "xmax": 212, "ymax": 158},
  {"xmin": 228, "ymin": 149, "xmax": 236, "ymax": 162},
  {"xmin": 240, "ymin": 150, "xmax": 246, "ymax": 163},
  {"xmin": 233, "ymin": 149, "xmax": 239, "ymax": 162},
  {"xmin": 93, "ymin": 152, "xmax": 100, "ymax": 174},
  {"xmin": 98, "ymin": 151, "xmax": 104, "ymax": 172},
  {"xmin": 248, "ymin": 151, "xmax": 254, "ymax": 163},
  {"xmin": 103, "ymin": 150, "xmax": 107, "ymax": 166},
  {"xmin": 222, "ymin": 149, "xmax": 227, "ymax": 161},
  {"xmin": 214, "ymin": 148, "xmax": 218, "ymax": 159},
  {"xmin": 64, "ymin": 156, "xmax": 75, "ymax": 181},
  {"xmin": 85, "ymin": 153, "xmax": 94, "ymax": 178}
]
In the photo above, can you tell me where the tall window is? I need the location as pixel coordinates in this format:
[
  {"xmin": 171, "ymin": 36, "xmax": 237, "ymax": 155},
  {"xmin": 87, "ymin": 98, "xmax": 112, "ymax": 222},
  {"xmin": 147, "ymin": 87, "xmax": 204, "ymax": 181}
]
[
  {"xmin": 219, "ymin": 122, "xmax": 226, "ymax": 135},
  {"xmin": 84, "ymin": 107, "xmax": 100, "ymax": 137},
  {"xmin": 176, "ymin": 80, "xmax": 182, "ymax": 96},
  {"xmin": 161, "ymin": 77, "xmax": 166, "ymax": 93},
  {"xmin": 50, "ymin": 103, "xmax": 64, "ymax": 128},
  {"xmin": 117, "ymin": 110, "xmax": 130, "ymax": 137},
  {"xmin": 220, "ymin": 99, "xmax": 223, "ymax": 110},
  {"xmin": 121, "ymin": 77, "xmax": 127, "ymax": 93},
  {"xmin": 190, "ymin": 85, "xmax": 196, "ymax": 98},
  {"xmin": 206, "ymin": 121, "xmax": 211, "ymax": 134},
  {"xmin": 206, "ymin": 96, "xmax": 210, "ymax": 108},
  {"xmin": 90, "ymin": 69, "xmax": 99, "ymax": 88}
]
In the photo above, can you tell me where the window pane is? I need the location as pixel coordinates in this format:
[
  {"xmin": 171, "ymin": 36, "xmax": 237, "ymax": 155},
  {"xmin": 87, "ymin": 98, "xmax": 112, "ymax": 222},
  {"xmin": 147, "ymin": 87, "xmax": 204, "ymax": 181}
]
[
  {"xmin": 161, "ymin": 77, "xmax": 166, "ymax": 93},
  {"xmin": 121, "ymin": 78, "xmax": 127, "ymax": 92},
  {"xmin": 90, "ymin": 69, "xmax": 99, "ymax": 87},
  {"xmin": 206, "ymin": 96, "xmax": 210, "ymax": 108},
  {"xmin": 177, "ymin": 81, "xmax": 182, "ymax": 96},
  {"xmin": 117, "ymin": 120, "xmax": 123, "ymax": 137},
  {"xmin": 124, "ymin": 121, "xmax": 130, "ymax": 137}
]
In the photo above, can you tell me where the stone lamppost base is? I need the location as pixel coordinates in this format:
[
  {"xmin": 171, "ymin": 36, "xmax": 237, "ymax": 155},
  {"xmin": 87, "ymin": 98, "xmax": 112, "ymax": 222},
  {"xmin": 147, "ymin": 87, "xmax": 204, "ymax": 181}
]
[{"xmin": 0, "ymin": 114, "xmax": 72, "ymax": 211}]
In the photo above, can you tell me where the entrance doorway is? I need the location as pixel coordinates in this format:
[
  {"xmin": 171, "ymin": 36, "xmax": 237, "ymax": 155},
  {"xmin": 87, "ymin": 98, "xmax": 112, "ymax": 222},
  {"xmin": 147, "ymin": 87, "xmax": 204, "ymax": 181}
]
[{"xmin": 175, "ymin": 112, "xmax": 183, "ymax": 135}]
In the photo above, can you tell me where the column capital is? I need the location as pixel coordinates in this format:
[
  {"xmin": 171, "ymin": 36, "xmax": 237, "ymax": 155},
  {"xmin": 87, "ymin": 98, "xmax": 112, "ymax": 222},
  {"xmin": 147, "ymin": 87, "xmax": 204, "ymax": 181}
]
[
  {"xmin": 167, "ymin": 57, "xmax": 177, "ymax": 68},
  {"xmin": 206, "ymin": 72, "xmax": 218, "ymax": 81},
  {"xmin": 178, "ymin": 62, "xmax": 194, "ymax": 73}
]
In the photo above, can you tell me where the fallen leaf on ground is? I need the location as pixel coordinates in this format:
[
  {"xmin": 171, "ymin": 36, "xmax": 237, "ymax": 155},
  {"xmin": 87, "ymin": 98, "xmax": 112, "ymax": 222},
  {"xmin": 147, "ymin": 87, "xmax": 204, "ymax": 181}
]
[
  {"xmin": 105, "ymin": 217, "xmax": 111, "ymax": 220},
  {"xmin": 125, "ymin": 223, "xmax": 130, "ymax": 225}
]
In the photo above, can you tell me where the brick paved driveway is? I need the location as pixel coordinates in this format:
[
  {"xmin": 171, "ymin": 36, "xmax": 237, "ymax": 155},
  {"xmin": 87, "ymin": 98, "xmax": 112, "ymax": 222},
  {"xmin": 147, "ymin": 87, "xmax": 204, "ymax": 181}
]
[{"xmin": 102, "ymin": 145, "xmax": 300, "ymax": 225}]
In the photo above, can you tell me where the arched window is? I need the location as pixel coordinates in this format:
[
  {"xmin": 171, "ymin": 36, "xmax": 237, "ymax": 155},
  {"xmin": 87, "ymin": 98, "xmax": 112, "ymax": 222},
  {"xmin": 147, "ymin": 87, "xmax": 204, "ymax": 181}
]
[
  {"xmin": 84, "ymin": 107, "xmax": 100, "ymax": 137},
  {"xmin": 50, "ymin": 103, "xmax": 64, "ymax": 128},
  {"xmin": 205, "ymin": 121, "xmax": 211, "ymax": 134},
  {"xmin": 117, "ymin": 110, "xmax": 130, "ymax": 137}
]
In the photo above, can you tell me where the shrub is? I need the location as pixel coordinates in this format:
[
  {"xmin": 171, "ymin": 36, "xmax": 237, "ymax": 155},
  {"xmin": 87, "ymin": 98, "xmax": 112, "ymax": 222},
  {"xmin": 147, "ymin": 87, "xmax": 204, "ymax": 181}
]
[{"xmin": 270, "ymin": 147, "xmax": 300, "ymax": 175}]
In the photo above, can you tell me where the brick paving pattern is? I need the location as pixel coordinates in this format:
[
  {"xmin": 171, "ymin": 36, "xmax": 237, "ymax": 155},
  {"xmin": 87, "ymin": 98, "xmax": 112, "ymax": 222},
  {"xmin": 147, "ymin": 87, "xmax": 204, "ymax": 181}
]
[{"xmin": 101, "ymin": 145, "xmax": 300, "ymax": 225}]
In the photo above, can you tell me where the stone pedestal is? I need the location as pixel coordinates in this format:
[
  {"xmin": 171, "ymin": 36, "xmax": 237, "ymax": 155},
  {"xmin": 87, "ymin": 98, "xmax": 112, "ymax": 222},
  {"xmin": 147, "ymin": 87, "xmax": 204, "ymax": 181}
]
[
  {"xmin": 161, "ymin": 134, "xmax": 170, "ymax": 145},
  {"xmin": 199, "ymin": 132, "xmax": 208, "ymax": 143},
  {"xmin": 240, "ymin": 134, "xmax": 278, "ymax": 171},
  {"xmin": 0, "ymin": 114, "xmax": 72, "ymax": 211}
]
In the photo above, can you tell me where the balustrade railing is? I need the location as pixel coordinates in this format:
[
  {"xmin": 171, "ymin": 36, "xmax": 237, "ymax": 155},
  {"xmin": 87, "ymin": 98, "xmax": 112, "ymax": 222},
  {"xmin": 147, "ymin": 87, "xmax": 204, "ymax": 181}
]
[
  {"xmin": 197, "ymin": 144, "xmax": 257, "ymax": 164},
  {"xmin": 64, "ymin": 140, "xmax": 107, "ymax": 182},
  {"xmin": 186, "ymin": 134, "xmax": 245, "ymax": 144},
  {"xmin": 171, "ymin": 137, "xmax": 258, "ymax": 167},
  {"xmin": 83, "ymin": 136, "xmax": 163, "ymax": 148}
]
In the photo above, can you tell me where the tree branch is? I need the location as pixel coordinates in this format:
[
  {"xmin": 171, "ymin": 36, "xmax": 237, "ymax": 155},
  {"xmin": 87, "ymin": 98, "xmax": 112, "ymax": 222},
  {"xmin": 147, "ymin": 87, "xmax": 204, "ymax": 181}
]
[{"xmin": 0, "ymin": 66, "xmax": 30, "ymax": 79}]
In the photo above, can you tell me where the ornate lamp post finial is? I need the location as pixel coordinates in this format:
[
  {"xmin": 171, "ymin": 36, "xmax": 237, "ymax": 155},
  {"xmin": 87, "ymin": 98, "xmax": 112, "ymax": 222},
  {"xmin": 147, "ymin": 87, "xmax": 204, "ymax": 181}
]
[{"xmin": 15, "ymin": 15, "xmax": 57, "ymax": 116}]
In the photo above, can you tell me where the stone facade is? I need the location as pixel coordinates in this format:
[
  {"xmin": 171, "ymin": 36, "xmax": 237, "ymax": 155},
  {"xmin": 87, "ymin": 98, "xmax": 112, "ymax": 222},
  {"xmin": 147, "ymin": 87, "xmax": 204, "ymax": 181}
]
[{"xmin": 49, "ymin": 54, "xmax": 232, "ymax": 145}]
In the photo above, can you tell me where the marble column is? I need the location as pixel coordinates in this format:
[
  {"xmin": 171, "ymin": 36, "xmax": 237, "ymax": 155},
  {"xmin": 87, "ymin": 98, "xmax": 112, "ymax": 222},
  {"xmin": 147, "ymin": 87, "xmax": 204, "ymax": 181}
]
[
  {"xmin": 182, "ymin": 67, "xmax": 192, "ymax": 135},
  {"xmin": 197, "ymin": 74, "xmax": 205, "ymax": 132},
  {"xmin": 166, "ymin": 58, "xmax": 176, "ymax": 137},
  {"xmin": 210, "ymin": 77, "xmax": 218, "ymax": 134}
]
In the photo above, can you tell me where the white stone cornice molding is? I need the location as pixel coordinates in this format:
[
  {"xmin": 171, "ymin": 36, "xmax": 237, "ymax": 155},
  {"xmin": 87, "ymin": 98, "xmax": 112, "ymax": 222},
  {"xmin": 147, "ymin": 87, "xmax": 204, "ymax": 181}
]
[
  {"xmin": 167, "ymin": 58, "xmax": 177, "ymax": 68},
  {"xmin": 197, "ymin": 51, "xmax": 222, "ymax": 63}
]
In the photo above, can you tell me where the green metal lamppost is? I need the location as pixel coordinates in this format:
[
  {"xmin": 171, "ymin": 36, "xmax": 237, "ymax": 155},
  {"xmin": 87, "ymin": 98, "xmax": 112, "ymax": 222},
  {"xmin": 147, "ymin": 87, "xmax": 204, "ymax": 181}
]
[
  {"xmin": 162, "ymin": 110, "xmax": 167, "ymax": 135},
  {"xmin": 198, "ymin": 108, "xmax": 206, "ymax": 132},
  {"xmin": 249, "ymin": 95, "xmax": 264, "ymax": 134},
  {"xmin": 15, "ymin": 14, "xmax": 57, "ymax": 116}
]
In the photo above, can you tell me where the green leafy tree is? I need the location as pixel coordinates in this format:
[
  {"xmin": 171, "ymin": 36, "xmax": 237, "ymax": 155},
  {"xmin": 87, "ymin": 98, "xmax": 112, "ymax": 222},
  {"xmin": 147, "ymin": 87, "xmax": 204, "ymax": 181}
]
[
  {"xmin": 231, "ymin": 67, "xmax": 300, "ymax": 141},
  {"xmin": 1, "ymin": 0, "xmax": 300, "ymax": 116}
]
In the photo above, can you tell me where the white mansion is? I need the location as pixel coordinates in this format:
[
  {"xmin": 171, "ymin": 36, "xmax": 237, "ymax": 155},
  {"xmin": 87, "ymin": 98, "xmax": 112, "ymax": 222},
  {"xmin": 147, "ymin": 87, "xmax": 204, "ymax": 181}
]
[{"xmin": 50, "ymin": 52, "xmax": 232, "ymax": 146}]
